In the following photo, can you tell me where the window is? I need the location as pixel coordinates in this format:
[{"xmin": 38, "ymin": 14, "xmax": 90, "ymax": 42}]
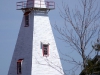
[
  {"xmin": 17, "ymin": 59, "xmax": 23, "ymax": 74},
  {"xmin": 25, "ymin": 15, "xmax": 29, "ymax": 27},
  {"xmin": 24, "ymin": 11, "xmax": 31, "ymax": 27},
  {"xmin": 42, "ymin": 44, "xmax": 49, "ymax": 57}
]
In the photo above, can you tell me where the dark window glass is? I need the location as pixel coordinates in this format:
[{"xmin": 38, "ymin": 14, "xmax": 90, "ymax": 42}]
[
  {"xmin": 17, "ymin": 62, "xmax": 21, "ymax": 74},
  {"xmin": 25, "ymin": 15, "xmax": 29, "ymax": 27},
  {"xmin": 43, "ymin": 44, "xmax": 49, "ymax": 56}
]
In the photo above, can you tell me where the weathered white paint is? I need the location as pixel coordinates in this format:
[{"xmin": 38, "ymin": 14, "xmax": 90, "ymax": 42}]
[
  {"xmin": 31, "ymin": 12, "xmax": 63, "ymax": 75},
  {"xmin": 8, "ymin": 0, "xmax": 64, "ymax": 75}
]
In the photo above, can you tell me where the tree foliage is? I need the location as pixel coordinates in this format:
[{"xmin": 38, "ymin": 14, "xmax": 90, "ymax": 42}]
[{"xmin": 80, "ymin": 56, "xmax": 100, "ymax": 75}]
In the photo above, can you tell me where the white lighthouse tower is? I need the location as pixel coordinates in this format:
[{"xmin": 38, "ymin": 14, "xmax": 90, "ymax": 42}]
[{"xmin": 8, "ymin": 0, "xmax": 64, "ymax": 75}]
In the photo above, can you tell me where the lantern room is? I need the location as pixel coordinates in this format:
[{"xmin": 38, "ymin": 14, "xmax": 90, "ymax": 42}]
[{"xmin": 16, "ymin": 0, "xmax": 55, "ymax": 11}]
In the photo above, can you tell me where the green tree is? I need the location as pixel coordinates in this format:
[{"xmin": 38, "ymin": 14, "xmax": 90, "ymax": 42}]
[{"xmin": 80, "ymin": 56, "xmax": 100, "ymax": 75}]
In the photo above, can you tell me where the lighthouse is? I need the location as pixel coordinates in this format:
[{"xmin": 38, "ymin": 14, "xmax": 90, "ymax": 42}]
[{"xmin": 8, "ymin": 0, "xmax": 64, "ymax": 75}]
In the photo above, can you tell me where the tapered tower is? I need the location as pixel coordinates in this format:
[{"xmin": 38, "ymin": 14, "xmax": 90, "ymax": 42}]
[{"xmin": 8, "ymin": 0, "xmax": 64, "ymax": 75}]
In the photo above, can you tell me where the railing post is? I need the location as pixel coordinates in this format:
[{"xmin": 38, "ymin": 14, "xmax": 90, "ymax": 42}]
[
  {"xmin": 47, "ymin": 1, "xmax": 49, "ymax": 9},
  {"xmin": 22, "ymin": 2, "xmax": 24, "ymax": 8},
  {"xmin": 40, "ymin": 0, "xmax": 41, "ymax": 8},
  {"xmin": 54, "ymin": 2, "xmax": 55, "ymax": 9},
  {"xmin": 33, "ymin": 0, "xmax": 34, "ymax": 8},
  {"xmin": 16, "ymin": 2, "xmax": 17, "ymax": 10}
]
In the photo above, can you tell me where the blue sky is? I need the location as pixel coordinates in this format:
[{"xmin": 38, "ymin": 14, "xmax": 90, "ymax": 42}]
[{"xmin": 0, "ymin": 0, "xmax": 94, "ymax": 75}]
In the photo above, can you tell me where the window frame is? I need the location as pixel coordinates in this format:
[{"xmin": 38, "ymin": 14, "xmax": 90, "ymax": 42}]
[{"xmin": 17, "ymin": 59, "xmax": 23, "ymax": 74}]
